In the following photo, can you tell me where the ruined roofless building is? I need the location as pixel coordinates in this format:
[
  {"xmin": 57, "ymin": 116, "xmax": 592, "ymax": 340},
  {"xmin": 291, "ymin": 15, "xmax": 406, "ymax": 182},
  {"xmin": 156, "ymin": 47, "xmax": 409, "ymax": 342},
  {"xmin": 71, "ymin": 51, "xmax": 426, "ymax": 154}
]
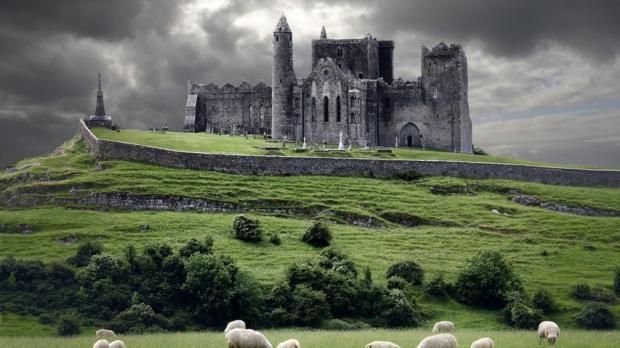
[
  {"xmin": 184, "ymin": 15, "xmax": 472, "ymax": 152},
  {"xmin": 85, "ymin": 73, "xmax": 115, "ymax": 129}
]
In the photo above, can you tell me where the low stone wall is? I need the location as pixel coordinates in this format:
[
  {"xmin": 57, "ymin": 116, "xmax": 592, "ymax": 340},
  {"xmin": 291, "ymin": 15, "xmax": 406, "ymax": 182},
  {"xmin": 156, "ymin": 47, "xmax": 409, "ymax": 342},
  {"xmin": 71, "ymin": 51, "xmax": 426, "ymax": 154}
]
[{"xmin": 78, "ymin": 120, "xmax": 620, "ymax": 187}]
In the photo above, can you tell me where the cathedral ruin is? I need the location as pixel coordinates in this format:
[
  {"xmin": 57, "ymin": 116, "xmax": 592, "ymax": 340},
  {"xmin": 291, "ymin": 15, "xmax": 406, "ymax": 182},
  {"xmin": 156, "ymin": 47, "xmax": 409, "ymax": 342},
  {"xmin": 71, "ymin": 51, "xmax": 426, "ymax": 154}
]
[{"xmin": 184, "ymin": 15, "xmax": 472, "ymax": 152}]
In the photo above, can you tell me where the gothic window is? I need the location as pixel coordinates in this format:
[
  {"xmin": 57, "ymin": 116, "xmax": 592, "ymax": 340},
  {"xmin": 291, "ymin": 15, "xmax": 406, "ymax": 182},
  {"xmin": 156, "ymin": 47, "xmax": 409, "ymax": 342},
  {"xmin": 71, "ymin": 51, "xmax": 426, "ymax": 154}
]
[
  {"xmin": 276, "ymin": 35, "xmax": 279, "ymax": 41},
  {"xmin": 311, "ymin": 97, "xmax": 316, "ymax": 122},
  {"xmin": 336, "ymin": 96, "xmax": 341, "ymax": 122},
  {"xmin": 337, "ymin": 47, "xmax": 343, "ymax": 57},
  {"xmin": 294, "ymin": 96, "xmax": 300, "ymax": 108},
  {"xmin": 358, "ymin": 73, "xmax": 364, "ymax": 79},
  {"xmin": 350, "ymin": 94, "xmax": 357, "ymax": 108},
  {"xmin": 433, "ymin": 87, "xmax": 438, "ymax": 99},
  {"xmin": 323, "ymin": 96, "xmax": 329, "ymax": 122},
  {"xmin": 259, "ymin": 105, "xmax": 264, "ymax": 127},
  {"xmin": 383, "ymin": 98, "xmax": 391, "ymax": 110}
]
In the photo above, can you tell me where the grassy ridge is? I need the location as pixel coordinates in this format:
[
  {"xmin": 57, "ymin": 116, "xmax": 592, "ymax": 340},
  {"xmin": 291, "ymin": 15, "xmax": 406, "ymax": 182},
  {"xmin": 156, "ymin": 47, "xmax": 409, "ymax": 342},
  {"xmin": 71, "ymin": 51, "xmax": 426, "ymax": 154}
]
[
  {"xmin": 91, "ymin": 128, "xmax": 610, "ymax": 168},
  {"xmin": 0, "ymin": 329, "xmax": 619, "ymax": 348},
  {"xmin": 0, "ymin": 138, "xmax": 619, "ymax": 333}
]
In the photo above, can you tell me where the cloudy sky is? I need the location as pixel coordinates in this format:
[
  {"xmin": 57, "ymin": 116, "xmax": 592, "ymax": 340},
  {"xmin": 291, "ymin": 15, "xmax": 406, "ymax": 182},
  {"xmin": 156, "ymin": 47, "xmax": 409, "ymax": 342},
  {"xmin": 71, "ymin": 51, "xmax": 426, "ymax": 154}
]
[{"xmin": 1, "ymin": 0, "xmax": 619, "ymax": 168}]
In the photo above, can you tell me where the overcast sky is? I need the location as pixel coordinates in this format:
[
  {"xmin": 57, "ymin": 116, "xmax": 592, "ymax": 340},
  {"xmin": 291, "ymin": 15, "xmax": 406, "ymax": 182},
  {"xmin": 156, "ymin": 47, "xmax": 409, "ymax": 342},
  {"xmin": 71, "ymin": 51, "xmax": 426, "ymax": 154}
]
[{"xmin": 1, "ymin": 0, "xmax": 619, "ymax": 168}]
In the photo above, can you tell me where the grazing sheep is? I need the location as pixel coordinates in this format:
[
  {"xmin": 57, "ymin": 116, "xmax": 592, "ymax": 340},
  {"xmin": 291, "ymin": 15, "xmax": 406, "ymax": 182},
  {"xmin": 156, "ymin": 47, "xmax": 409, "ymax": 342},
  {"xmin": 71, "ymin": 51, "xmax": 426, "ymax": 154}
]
[
  {"xmin": 432, "ymin": 321, "xmax": 455, "ymax": 333},
  {"xmin": 365, "ymin": 340, "xmax": 401, "ymax": 348},
  {"xmin": 226, "ymin": 328, "xmax": 272, "ymax": 348},
  {"xmin": 538, "ymin": 321, "xmax": 560, "ymax": 345},
  {"xmin": 277, "ymin": 338, "xmax": 301, "ymax": 348},
  {"xmin": 416, "ymin": 333, "xmax": 458, "ymax": 348},
  {"xmin": 93, "ymin": 339, "xmax": 110, "ymax": 348},
  {"xmin": 109, "ymin": 340, "xmax": 127, "ymax": 348},
  {"xmin": 96, "ymin": 329, "xmax": 116, "ymax": 338},
  {"xmin": 225, "ymin": 320, "xmax": 247, "ymax": 335},
  {"xmin": 470, "ymin": 337, "xmax": 495, "ymax": 348}
]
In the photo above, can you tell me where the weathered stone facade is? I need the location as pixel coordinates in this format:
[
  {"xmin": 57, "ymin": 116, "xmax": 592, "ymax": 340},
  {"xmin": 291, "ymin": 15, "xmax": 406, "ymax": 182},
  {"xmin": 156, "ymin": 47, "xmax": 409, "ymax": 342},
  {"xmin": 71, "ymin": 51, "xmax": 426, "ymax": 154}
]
[{"xmin": 184, "ymin": 15, "xmax": 472, "ymax": 152}]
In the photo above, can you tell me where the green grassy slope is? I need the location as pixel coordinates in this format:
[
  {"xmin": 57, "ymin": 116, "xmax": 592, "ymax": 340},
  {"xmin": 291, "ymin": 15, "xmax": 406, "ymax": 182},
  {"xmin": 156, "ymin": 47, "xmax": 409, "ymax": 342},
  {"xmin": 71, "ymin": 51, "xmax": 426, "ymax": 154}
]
[
  {"xmin": 0, "ymin": 138, "xmax": 619, "ymax": 334},
  {"xmin": 91, "ymin": 128, "xmax": 612, "ymax": 168}
]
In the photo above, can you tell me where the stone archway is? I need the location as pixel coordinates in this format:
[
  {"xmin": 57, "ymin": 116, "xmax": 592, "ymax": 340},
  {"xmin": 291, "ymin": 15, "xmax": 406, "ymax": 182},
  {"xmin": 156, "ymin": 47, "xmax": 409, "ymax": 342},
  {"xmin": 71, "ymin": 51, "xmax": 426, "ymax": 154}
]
[{"xmin": 399, "ymin": 123, "xmax": 421, "ymax": 147}]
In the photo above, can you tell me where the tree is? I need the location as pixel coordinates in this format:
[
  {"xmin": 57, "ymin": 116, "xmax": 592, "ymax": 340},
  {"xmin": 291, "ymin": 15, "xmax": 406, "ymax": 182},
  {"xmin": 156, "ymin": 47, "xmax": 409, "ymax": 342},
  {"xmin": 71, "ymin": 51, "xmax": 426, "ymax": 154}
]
[
  {"xmin": 574, "ymin": 302, "xmax": 617, "ymax": 329},
  {"xmin": 301, "ymin": 222, "xmax": 332, "ymax": 247},
  {"xmin": 232, "ymin": 215, "xmax": 263, "ymax": 242},
  {"xmin": 56, "ymin": 312, "xmax": 81, "ymax": 336},
  {"xmin": 66, "ymin": 240, "xmax": 103, "ymax": 267},
  {"xmin": 454, "ymin": 251, "xmax": 522, "ymax": 308},
  {"xmin": 386, "ymin": 260, "xmax": 424, "ymax": 285},
  {"xmin": 179, "ymin": 236, "xmax": 214, "ymax": 258}
]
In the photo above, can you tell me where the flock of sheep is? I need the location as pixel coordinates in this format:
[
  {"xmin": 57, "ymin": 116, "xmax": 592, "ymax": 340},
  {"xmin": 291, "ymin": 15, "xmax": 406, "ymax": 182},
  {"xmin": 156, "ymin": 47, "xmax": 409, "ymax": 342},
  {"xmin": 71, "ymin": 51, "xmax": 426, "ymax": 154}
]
[{"xmin": 90, "ymin": 319, "xmax": 561, "ymax": 347}]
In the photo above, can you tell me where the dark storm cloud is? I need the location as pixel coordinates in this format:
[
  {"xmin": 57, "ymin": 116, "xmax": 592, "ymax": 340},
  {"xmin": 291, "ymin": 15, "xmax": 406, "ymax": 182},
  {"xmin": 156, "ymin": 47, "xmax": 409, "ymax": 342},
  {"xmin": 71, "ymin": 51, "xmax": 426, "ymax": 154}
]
[{"xmin": 361, "ymin": 0, "xmax": 620, "ymax": 59}]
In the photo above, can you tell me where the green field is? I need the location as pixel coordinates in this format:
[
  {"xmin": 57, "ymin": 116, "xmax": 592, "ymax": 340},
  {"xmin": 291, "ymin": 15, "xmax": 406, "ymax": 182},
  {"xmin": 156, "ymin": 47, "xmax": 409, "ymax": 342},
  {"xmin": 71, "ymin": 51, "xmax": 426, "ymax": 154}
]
[
  {"xmin": 91, "ymin": 128, "xmax": 610, "ymax": 169},
  {"xmin": 1, "ymin": 328, "xmax": 619, "ymax": 348},
  {"xmin": 0, "ymin": 137, "xmax": 619, "ymax": 338}
]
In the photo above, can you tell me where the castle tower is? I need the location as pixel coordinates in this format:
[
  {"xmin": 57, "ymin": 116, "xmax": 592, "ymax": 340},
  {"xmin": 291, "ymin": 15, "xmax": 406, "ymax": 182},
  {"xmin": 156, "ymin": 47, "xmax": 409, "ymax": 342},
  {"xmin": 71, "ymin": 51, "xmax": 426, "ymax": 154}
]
[
  {"xmin": 94, "ymin": 73, "xmax": 106, "ymax": 117},
  {"xmin": 421, "ymin": 43, "xmax": 472, "ymax": 152},
  {"xmin": 271, "ymin": 15, "xmax": 296, "ymax": 139},
  {"xmin": 320, "ymin": 26, "xmax": 327, "ymax": 39}
]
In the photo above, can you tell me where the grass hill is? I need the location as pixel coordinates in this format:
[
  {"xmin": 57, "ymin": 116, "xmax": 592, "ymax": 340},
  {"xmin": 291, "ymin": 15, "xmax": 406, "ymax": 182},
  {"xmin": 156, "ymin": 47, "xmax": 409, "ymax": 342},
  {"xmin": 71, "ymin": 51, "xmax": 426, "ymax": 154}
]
[{"xmin": 0, "ymin": 135, "xmax": 619, "ymax": 340}]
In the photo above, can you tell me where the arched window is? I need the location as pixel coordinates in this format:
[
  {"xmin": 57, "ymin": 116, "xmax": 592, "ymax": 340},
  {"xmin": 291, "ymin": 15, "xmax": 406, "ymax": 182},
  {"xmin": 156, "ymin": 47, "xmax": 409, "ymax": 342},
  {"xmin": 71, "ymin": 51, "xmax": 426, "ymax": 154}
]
[
  {"xmin": 323, "ymin": 96, "xmax": 329, "ymax": 122},
  {"xmin": 433, "ymin": 87, "xmax": 438, "ymax": 99},
  {"xmin": 336, "ymin": 96, "xmax": 341, "ymax": 122},
  {"xmin": 358, "ymin": 73, "xmax": 364, "ymax": 79},
  {"xmin": 311, "ymin": 97, "xmax": 316, "ymax": 122},
  {"xmin": 276, "ymin": 35, "xmax": 279, "ymax": 41},
  {"xmin": 337, "ymin": 47, "xmax": 343, "ymax": 57}
]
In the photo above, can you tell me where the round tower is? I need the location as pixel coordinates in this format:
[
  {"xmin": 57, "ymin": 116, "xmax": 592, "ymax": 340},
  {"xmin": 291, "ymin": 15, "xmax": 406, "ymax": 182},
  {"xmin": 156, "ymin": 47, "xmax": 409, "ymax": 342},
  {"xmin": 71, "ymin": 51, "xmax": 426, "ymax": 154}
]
[{"xmin": 271, "ymin": 15, "xmax": 296, "ymax": 139}]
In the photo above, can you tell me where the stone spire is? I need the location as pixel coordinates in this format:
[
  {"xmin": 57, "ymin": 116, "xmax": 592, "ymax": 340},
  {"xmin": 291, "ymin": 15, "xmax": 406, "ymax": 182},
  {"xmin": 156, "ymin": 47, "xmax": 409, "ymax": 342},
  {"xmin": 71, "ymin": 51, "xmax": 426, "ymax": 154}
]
[
  {"xmin": 94, "ymin": 73, "xmax": 106, "ymax": 117},
  {"xmin": 275, "ymin": 14, "xmax": 291, "ymax": 32},
  {"xmin": 320, "ymin": 26, "xmax": 327, "ymax": 39}
]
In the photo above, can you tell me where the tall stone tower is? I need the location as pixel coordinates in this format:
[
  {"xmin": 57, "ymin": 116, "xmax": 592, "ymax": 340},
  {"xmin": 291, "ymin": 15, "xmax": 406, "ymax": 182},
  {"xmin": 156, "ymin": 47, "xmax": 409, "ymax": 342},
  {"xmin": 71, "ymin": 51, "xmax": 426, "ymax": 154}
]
[
  {"xmin": 94, "ymin": 73, "xmax": 106, "ymax": 117},
  {"xmin": 85, "ymin": 73, "xmax": 114, "ymax": 129},
  {"xmin": 271, "ymin": 15, "xmax": 296, "ymax": 139},
  {"xmin": 421, "ymin": 43, "xmax": 472, "ymax": 153}
]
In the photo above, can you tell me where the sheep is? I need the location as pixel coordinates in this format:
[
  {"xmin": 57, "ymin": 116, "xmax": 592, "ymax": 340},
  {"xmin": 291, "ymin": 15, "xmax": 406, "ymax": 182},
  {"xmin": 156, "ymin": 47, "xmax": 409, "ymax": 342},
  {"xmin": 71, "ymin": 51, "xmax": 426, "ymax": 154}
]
[
  {"xmin": 277, "ymin": 338, "xmax": 301, "ymax": 348},
  {"xmin": 538, "ymin": 321, "xmax": 560, "ymax": 345},
  {"xmin": 109, "ymin": 340, "xmax": 127, "ymax": 348},
  {"xmin": 416, "ymin": 333, "xmax": 458, "ymax": 348},
  {"xmin": 365, "ymin": 340, "xmax": 401, "ymax": 348},
  {"xmin": 432, "ymin": 321, "xmax": 455, "ymax": 333},
  {"xmin": 470, "ymin": 337, "xmax": 495, "ymax": 348},
  {"xmin": 225, "ymin": 319, "xmax": 247, "ymax": 335},
  {"xmin": 225, "ymin": 328, "xmax": 272, "ymax": 348},
  {"xmin": 96, "ymin": 329, "xmax": 116, "ymax": 338},
  {"xmin": 93, "ymin": 339, "xmax": 110, "ymax": 348}
]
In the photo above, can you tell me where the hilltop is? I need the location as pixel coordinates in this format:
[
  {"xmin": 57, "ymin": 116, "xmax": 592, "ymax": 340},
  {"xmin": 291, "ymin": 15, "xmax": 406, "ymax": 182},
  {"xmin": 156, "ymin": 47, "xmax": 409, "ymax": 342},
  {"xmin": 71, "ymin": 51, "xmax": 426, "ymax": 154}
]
[{"xmin": 0, "ymin": 134, "xmax": 619, "ymax": 336}]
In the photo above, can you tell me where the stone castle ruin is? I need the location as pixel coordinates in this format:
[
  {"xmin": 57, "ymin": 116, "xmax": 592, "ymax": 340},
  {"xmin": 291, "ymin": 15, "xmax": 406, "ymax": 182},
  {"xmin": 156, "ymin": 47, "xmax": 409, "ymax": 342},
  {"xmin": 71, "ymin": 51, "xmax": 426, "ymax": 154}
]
[{"xmin": 184, "ymin": 15, "xmax": 472, "ymax": 152}]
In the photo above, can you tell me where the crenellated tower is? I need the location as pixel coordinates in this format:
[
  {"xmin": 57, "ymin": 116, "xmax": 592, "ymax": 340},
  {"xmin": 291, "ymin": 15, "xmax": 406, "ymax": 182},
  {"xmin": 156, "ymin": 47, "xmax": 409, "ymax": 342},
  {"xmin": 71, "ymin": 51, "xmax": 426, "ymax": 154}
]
[{"xmin": 271, "ymin": 15, "xmax": 297, "ymax": 139}]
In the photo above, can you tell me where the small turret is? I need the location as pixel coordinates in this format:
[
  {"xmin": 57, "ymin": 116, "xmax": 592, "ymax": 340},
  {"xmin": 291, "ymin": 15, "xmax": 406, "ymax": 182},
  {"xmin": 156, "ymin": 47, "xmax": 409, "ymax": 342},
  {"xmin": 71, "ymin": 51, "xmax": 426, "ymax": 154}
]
[{"xmin": 320, "ymin": 26, "xmax": 327, "ymax": 39}]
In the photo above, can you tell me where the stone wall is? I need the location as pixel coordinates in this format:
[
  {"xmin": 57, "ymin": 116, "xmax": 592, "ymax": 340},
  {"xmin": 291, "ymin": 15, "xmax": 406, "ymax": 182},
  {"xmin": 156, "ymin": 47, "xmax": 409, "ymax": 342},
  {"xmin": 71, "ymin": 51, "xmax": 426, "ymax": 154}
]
[{"xmin": 79, "ymin": 120, "xmax": 620, "ymax": 188}]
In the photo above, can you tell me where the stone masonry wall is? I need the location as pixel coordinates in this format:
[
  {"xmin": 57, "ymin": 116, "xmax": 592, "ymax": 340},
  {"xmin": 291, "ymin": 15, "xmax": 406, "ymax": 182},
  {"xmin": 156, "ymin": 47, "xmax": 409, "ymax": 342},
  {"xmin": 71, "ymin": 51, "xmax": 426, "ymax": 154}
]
[{"xmin": 79, "ymin": 121, "xmax": 620, "ymax": 188}]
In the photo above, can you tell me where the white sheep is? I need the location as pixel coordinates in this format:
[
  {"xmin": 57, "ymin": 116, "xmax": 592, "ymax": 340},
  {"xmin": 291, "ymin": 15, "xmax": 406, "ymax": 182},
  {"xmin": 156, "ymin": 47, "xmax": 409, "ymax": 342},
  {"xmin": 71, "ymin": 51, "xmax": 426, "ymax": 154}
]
[
  {"xmin": 96, "ymin": 329, "xmax": 116, "ymax": 338},
  {"xmin": 226, "ymin": 328, "xmax": 273, "ymax": 348},
  {"xmin": 432, "ymin": 321, "xmax": 455, "ymax": 333},
  {"xmin": 365, "ymin": 340, "xmax": 401, "ymax": 348},
  {"xmin": 416, "ymin": 333, "xmax": 458, "ymax": 348},
  {"xmin": 93, "ymin": 339, "xmax": 110, "ymax": 348},
  {"xmin": 225, "ymin": 319, "xmax": 247, "ymax": 335},
  {"xmin": 538, "ymin": 321, "xmax": 560, "ymax": 345},
  {"xmin": 277, "ymin": 338, "xmax": 301, "ymax": 348},
  {"xmin": 109, "ymin": 340, "xmax": 127, "ymax": 348},
  {"xmin": 470, "ymin": 337, "xmax": 495, "ymax": 348}
]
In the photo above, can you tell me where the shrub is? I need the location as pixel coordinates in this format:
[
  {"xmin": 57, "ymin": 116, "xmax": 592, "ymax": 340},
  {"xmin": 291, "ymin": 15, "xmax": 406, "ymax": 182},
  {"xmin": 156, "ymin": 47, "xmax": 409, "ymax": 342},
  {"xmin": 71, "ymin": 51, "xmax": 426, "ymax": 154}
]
[
  {"xmin": 56, "ymin": 312, "xmax": 81, "ymax": 336},
  {"xmin": 109, "ymin": 303, "xmax": 169, "ymax": 334},
  {"xmin": 614, "ymin": 267, "xmax": 620, "ymax": 296},
  {"xmin": 179, "ymin": 236, "xmax": 213, "ymax": 257},
  {"xmin": 386, "ymin": 260, "xmax": 424, "ymax": 286},
  {"xmin": 574, "ymin": 302, "xmax": 616, "ymax": 330},
  {"xmin": 232, "ymin": 215, "xmax": 262, "ymax": 242},
  {"xmin": 291, "ymin": 285, "xmax": 331, "ymax": 327},
  {"xmin": 318, "ymin": 247, "xmax": 357, "ymax": 277},
  {"xmin": 320, "ymin": 318, "xmax": 371, "ymax": 330},
  {"xmin": 424, "ymin": 273, "xmax": 450, "ymax": 297},
  {"xmin": 532, "ymin": 288, "xmax": 556, "ymax": 314},
  {"xmin": 66, "ymin": 240, "xmax": 103, "ymax": 267},
  {"xmin": 570, "ymin": 283, "xmax": 616, "ymax": 304},
  {"xmin": 570, "ymin": 283, "xmax": 592, "ymax": 300},
  {"xmin": 504, "ymin": 300, "xmax": 543, "ymax": 329},
  {"xmin": 269, "ymin": 234, "xmax": 281, "ymax": 245},
  {"xmin": 301, "ymin": 222, "xmax": 332, "ymax": 247},
  {"xmin": 387, "ymin": 276, "xmax": 408, "ymax": 290},
  {"xmin": 454, "ymin": 251, "xmax": 522, "ymax": 308},
  {"xmin": 376, "ymin": 289, "xmax": 419, "ymax": 327}
]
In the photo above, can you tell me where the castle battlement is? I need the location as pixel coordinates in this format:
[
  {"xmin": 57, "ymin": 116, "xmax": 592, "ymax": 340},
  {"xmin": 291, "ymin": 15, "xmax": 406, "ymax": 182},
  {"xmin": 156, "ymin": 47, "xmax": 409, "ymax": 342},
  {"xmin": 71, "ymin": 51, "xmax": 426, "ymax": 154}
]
[{"xmin": 188, "ymin": 81, "xmax": 271, "ymax": 95}]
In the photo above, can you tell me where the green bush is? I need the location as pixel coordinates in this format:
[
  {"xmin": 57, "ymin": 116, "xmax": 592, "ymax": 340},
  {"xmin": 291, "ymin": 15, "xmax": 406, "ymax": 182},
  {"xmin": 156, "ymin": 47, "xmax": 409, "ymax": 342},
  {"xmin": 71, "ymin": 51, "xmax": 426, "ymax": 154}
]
[
  {"xmin": 570, "ymin": 283, "xmax": 616, "ymax": 303},
  {"xmin": 424, "ymin": 273, "xmax": 450, "ymax": 297},
  {"xmin": 56, "ymin": 312, "xmax": 81, "ymax": 336},
  {"xmin": 66, "ymin": 240, "xmax": 103, "ymax": 267},
  {"xmin": 232, "ymin": 215, "xmax": 262, "ymax": 242},
  {"xmin": 376, "ymin": 289, "xmax": 419, "ymax": 327},
  {"xmin": 570, "ymin": 283, "xmax": 592, "ymax": 300},
  {"xmin": 574, "ymin": 302, "xmax": 616, "ymax": 329},
  {"xmin": 504, "ymin": 300, "xmax": 543, "ymax": 329},
  {"xmin": 269, "ymin": 234, "xmax": 281, "ymax": 245},
  {"xmin": 386, "ymin": 260, "xmax": 424, "ymax": 286},
  {"xmin": 320, "ymin": 318, "xmax": 371, "ymax": 330},
  {"xmin": 179, "ymin": 236, "xmax": 213, "ymax": 257},
  {"xmin": 532, "ymin": 288, "xmax": 556, "ymax": 314},
  {"xmin": 454, "ymin": 251, "xmax": 522, "ymax": 308},
  {"xmin": 387, "ymin": 276, "xmax": 408, "ymax": 290},
  {"xmin": 291, "ymin": 285, "xmax": 331, "ymax": 327},
  {"xmin": 109, "ymin": 303, "xmax": 169, "ymax": 334},
  {"xmin": 318, "ymin": 247, "xmax": 357, "ymax": 277},
  {"xmin": 301, "ymin": 222, "xmax": 332, "ymax": 247}
]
